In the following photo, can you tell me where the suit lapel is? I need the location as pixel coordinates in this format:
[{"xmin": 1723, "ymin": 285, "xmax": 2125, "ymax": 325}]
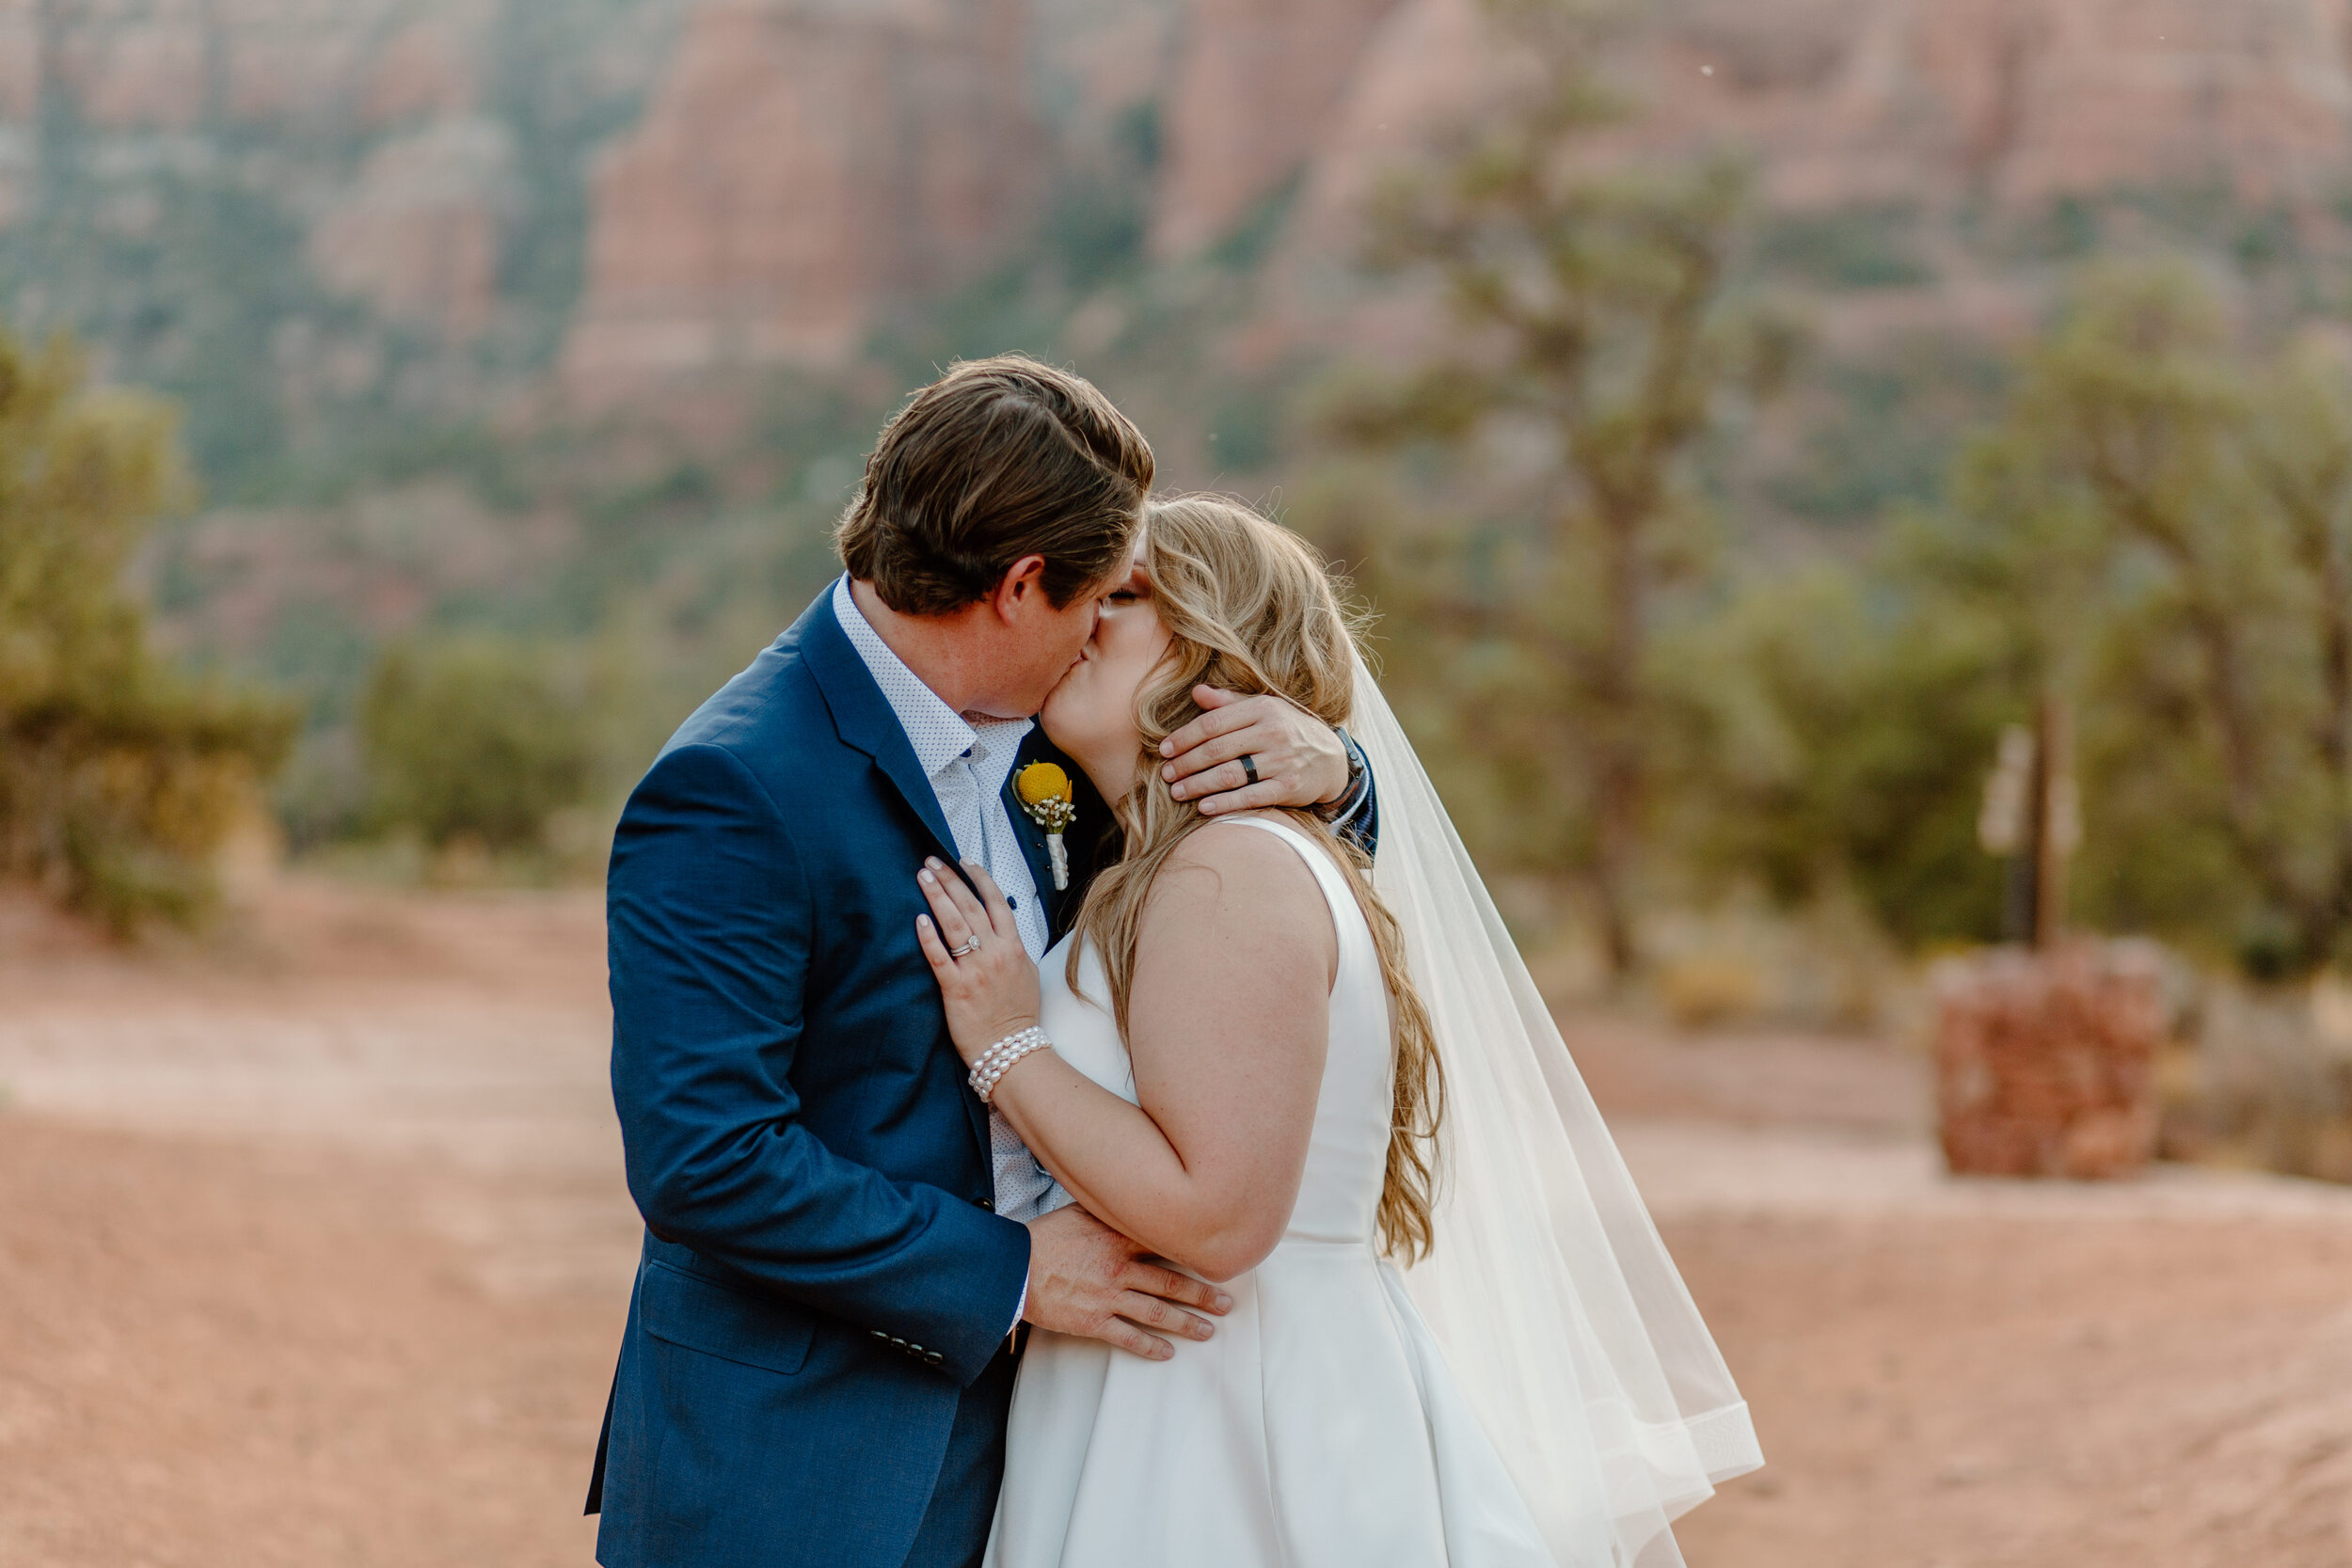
[
  {"xmin": 798, "ymin": 589, "xmax": 989, "ymax": 1161},
  {"xmin": 800, "ymin": 590, "xmax": 959, "ymax": 863}
]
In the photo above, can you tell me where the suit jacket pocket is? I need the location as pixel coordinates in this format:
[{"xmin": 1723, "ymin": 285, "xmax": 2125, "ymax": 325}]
[{"xmin": 640, "ymin": 1261, "xmax": 817, "ymax": 1376}]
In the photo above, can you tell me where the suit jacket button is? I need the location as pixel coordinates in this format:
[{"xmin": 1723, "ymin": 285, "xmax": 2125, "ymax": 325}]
[
  {"xmin": 870, "ymin": 1329, "xmax": 888, "ymax": 1341},
  {"xmin": 925, "ymin": 1351, "xmax": 945, "ymax": 1367}
]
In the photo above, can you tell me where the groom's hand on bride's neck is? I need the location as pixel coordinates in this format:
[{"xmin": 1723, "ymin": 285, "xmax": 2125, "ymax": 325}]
[
  {"xmin": 1159, "ymin": 687, "xmax": 1349, "ymax": 816},
  {"xmin": 1025, "ymin": 1205, "xmax": 1231, "ymax": 1360}
]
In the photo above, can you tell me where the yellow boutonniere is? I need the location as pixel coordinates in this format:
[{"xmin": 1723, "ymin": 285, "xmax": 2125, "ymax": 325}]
[{"xmin": 1014, "ymin": 761, "xmax": 1078, "ymax": 890}]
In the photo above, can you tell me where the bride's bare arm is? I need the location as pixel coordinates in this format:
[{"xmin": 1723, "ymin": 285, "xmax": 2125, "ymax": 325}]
[{"xmin": 914, "ymin": 830, "xmax": 1337, "ymax": 1283}]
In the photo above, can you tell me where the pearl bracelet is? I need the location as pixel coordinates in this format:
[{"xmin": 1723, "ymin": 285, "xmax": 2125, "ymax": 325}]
[
  {"xmin": 969, "ymin": 1027, "xmax": 1050, "ymax": 1101},
  {"xmin": 969, "ymin": 1026, "xmax": 1053, "ymax": 1103},
  {"xmin": 970, "ymin": 1026, "xmax": 1045, "ymax": 1082}
]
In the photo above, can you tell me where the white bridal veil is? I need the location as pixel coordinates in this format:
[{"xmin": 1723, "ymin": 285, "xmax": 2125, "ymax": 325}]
[{"xmin": 1352, "ymin": 655, "xmax": 1763, "ymax": 1568}]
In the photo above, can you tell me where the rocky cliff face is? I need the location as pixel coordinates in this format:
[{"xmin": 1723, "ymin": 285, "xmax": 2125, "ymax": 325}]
[
  {"xmin": 0, "ymin": 0, "xmax": 676, "ymax": 346},
  {"xmin": 560, "ymin": 0, "xmax": 1043, "ymax": 398},
  {"xmin": 37, "ymin": 0, "xmax": 493, "ymax": 131},
  {"xmin": 11, "ymin": 0, "xmax": 2352, "ymax": 422},
  {"xmin": 1147, "ymin": 0, "xmax": 1405, "ymax": 258},
  {"xmin": 1143, "ymin": 0, "xmax": 2352, "ymax": 365},
  {"xmin": 1645, "ymin": 0, "xmax": 2352, "ymax": 210},
  {"xmin": 1186, "ymin": 0, "xmax": 2352, "ymax": 267},
  {"xmin": 0, "ymin": 0, "xmax": 683, "ymax": 135},
  {"xmin": 308, "ymin": 116, "xmax": 518, "ymax": 342}
]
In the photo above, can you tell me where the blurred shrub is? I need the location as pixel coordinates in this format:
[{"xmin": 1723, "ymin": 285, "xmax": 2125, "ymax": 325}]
[
  {"xmin": 1208, "ymin": 172, "xmax": 1302, "ymax": 272},
  {"xmin": 1753, "ymin": 203, "xmax": 1933, "ymax": 290},
  {"xmin": 1681, "ymin": 260, "xmax": 2352, "ymax": 977},
  {"xmin": 1925, "ymin": 261, "xmax": 2352, "ymax": 974},
  {"xmin": 1654, "ymin": 951, "xmax": 1771, "ymax": 1031},
  {"xmin": 2174, "ymin": 983, "xmax": 2352, "ymax": 1181},
  {"xmin": 358, "ymin": 636, "xmax": 595, "ymax": 854},
  {"xmin": 1205, "ymin": 383, "xmax": 1281, "ymax": 473},
  {"xmin": 1665, "ymin": 560, "xmax": 2021, "ymax": 948},
  {"xmin": 0, "ymin": 327, "xmax": 294, "ymax": 931},
  {"xmin": 1763, "ymin": 349, "xmax": 2010, "ymax": 528},
  {"xmin": 1324, "ymin": 253, "xmax": 2352, "ymax": 980}
]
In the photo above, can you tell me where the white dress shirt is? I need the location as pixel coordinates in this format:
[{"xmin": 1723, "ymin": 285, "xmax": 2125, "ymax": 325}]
[{"xmin": 831, "ymin": 575, "xmax": 1066, "ymax": 1234}]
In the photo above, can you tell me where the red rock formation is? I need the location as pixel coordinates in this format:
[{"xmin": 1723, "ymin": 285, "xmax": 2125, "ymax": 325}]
[
  {"xmin": 0, "ymin": 0, "xmax": 502, "ymax": 325},
  {"xmin": 1031, "ymin": 0, "xmax": 1175, "ymax": 133},
  {"xmin": 52, "ymin": 4, "xmax": 209, "ymax": 129},
  {"xmin": 1216, "ymin": 0, "xmax": 2352, "ymax": 369},
  {"xmin": 7, "ymin": 0, "xmax": 494, "ymax": 133},
  {"xmin": 1284, "ymin": 0, "xmax": 1505, "ymax": 266},
  {"xmin": 0, "ymin": 0, "xmax": 36, "ymax": 125},
  {"xmin": 7, "ymin": 0, "xmax": 2352, "ymax": 403},
  {"xmin": 562, "ymin": 0, "xmax": 1044, "ymax": 397},
  {"xmin": 1278, "ymin": 0, "xmax": 2352, "ymax": 232},
  {"xmin": 309, "ymin": 117, "xmax": 516, "ymax": 341},
  {"xmin": 0, "ymin": 0, "xmax": 644, "ymax": 342},
  {"xmin": 360, "ymin": 17, "xmax": 482, "ymax": 128},
  {"xmin": 1683, "ymin": 0, "xmax": 2352, "ymax": 211},
  {"xmin": 1149, "ymin": 0, "xmax": 1406, "ymax": 258}
]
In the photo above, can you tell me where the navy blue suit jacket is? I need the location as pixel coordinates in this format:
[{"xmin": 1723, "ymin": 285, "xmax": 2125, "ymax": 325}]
[
  {"xmin": 588, "ymin": 586, "xmax": 1378, "ymax": 1568},
  {"xmin": 589, "ymin": 593, "xmax": 1063, "ymax": 1568}
]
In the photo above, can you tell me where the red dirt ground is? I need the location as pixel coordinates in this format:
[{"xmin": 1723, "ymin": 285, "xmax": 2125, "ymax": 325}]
[{"xmin": 3, "ymin": 879, "xmax": 2348, "ymax": 1565}]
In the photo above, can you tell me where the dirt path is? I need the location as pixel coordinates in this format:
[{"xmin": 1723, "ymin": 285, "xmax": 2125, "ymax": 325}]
[
  {"xmin": 0, "ymin": 1119, "xmax": 613, "ymax": 1568},
  {"xmin": 1676, "ymin": 1212, "xmax": 2352, "ymax": 1566},
  {"xmin": 2, "ymin": 879, "xmax": 2348, "ymax": 1565}
]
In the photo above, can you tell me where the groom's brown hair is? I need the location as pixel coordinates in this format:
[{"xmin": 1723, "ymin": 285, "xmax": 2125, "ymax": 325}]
[{"xmin": 836, "ymin": 355, "xmax": 1153, "ymax": 616}]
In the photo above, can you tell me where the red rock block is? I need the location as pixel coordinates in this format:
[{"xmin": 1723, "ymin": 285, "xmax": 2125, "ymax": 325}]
[
  {"xmin": 1149, "ymin": 0, "xmax": 1406, "ymax": 260},
  {"xmin": 562, "ymin": 0, "xmax": 1045, "ymax": 400},
  {"xmin": 1933, "ymin": 942, "xmax": 2165, "ymax": 1180}
]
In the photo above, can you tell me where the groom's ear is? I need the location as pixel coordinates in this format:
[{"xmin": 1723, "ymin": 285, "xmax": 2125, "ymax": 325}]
[{"xmin": 986, "ymin": 554, "xmax": 1052, "ymax": 623}]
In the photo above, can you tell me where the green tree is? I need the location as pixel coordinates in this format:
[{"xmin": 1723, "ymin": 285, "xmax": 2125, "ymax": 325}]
[
  {"xmin": 0, "ymin": 329, "xmax": 294, "ymax": 930},
  {"xmin": 1704, "ymin": 261, "xmax": 2352, "ymax": 974},
  {"xmin": 1326, "ymin": 0, "xmax": 1795, "ymax": 977},
  {"xmin": 1666, "ymin": 560, "xmax": 2027, "ymax": 948},
  {"xmin": 359, "ymin": 635, "xmax": 596, "ymax": 854},
  {"xmin": 1950, "ymin": 262, "xmax": 2352, "ymax": 973}
]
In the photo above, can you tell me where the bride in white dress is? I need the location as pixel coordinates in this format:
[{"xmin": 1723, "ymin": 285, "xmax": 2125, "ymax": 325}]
[{"xmin": 914, "ymin": 498, "xmax": 1759, "ymax": 1567}]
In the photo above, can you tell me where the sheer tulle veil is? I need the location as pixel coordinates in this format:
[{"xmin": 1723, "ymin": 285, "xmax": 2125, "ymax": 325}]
[{"xmin": 1350, "ymin": 652, "xmax": 1763, "ymax": 1567}]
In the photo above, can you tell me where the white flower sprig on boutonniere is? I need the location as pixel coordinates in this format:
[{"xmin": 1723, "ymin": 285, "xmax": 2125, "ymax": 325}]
[{"xmin": 1013, "ymin": 762, "xmax": 1078, "ymax": 891}]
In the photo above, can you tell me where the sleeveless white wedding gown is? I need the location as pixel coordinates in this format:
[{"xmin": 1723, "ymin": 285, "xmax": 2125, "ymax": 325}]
[{"xmin": 984, "ymin": 816, "xmax": 1569, "ymax": 1568}]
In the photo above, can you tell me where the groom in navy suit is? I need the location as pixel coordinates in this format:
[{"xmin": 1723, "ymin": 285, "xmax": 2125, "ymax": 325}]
[{"xmin": 587, "ymin": 356, "xmax": 1374, "ymax": 1568}]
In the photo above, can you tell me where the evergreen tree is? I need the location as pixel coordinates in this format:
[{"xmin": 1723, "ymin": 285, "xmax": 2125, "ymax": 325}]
[
  {"xmin": 0, "ymin": 327, "xmax": 294, "ymax": 930},
  {"xmin": 1327, "ymin": 0, "xmax": 1794, "ymax": 977}
]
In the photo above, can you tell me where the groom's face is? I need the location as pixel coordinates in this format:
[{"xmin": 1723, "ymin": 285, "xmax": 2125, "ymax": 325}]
[{"xmin": 968, "ymin": 551, "xmax": 1129, "ymax": 721}]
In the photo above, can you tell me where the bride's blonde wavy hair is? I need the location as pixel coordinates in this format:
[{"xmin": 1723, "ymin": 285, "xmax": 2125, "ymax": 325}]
[{"xmin": 1069, "ymin": 495, "xmax": 1444, "ymax": 1263}]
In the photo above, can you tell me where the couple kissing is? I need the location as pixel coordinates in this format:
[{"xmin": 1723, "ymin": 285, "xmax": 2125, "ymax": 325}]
[{"xmin": 586, "ymin": 356, "xmax": 1760, "ymax": 1568}]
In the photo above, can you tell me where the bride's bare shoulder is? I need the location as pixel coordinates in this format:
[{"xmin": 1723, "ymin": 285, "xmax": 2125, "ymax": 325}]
[
  {"xmin": 1146, "ymin": 816, "xmax": 1336, "ymax": 949},
  {"xmin": 1163, "ymin": 814, "xmax": 1319, "ymax": 878}
]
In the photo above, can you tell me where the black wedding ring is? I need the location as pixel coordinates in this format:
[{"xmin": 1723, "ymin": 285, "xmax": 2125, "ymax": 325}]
[{"xmin": 1240, "ymin": 754, "xmax": 1260, "ymax": 787}]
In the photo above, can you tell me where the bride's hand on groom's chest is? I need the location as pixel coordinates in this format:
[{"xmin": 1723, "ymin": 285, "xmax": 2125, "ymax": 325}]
[{"xmin": 912, "ymin": 856, "xmax": 1042, "ymax": 1064}]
